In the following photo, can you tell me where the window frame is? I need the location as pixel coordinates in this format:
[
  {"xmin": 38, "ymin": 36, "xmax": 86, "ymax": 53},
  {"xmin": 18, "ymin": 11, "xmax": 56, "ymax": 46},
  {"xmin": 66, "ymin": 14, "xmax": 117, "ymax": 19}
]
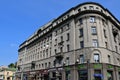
[{"xmin": 94, "ymin": 54, "xmax": 100, "ymax": 63}]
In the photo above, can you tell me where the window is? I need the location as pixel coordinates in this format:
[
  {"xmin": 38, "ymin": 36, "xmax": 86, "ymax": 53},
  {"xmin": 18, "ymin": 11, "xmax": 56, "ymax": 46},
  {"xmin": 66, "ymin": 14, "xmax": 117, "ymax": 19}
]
[
  {"xmin": 91, "ymin": 26, "xmax": 97, "ymax": 35},
  {"xmin": 61, "ymin": 36, "xmax": 63, "ymax": 42},
  {"xmin": 66, "ymin": 71, "xmax": 71, "ymax": 80},
  {"xmin": 60, "ymin": 27, "xmax": 63, "ymax": 33},
  {"xmin": 80, "ymin": 55, "xmax": 84, "ymax": 63},
  {"xmin": 90, "ymin": 16, "xmax": 95, "ymax": 23},
  {"xmin": 117, "ymin": 58, "xmax": 120, "ymax": 65},
  {"xmin": 42, "ymin": 63, "xmax": 44, "ymax": 68},
  {"xmin": 39, "ymin": 64, "xmax": 41, "ymax": 68},
  {"xmin": 79, "ymin": 18, "xmax": 83, "ymax": 24},
  {"xmin": 107, "ymin": 71, "xmax": 113, "ymax": 80},
  {"xmin": 67, "ymin": 44, "xmax": 70, "ymax": 52},
  {"xmin": 48, "ymin": 62, "xmax": 51, "ymax": 68},
  {"xmin": 78, "ymin": 70, "xmax": 87, "ymax": 80},
  {"xmin": 46, "ymin": 49, "xmax": 48, "ymax": 58},
  {"xmin": 45, "ymin": 63, "xmax": 47, "ymax": 68},
  {"xmin": 119, "ymin": 72, "xmax": 120, "ymax": 80},
  {"xmin": 78, "ymin": 8, "xmax": 81, "ymax": 12},
  {"xmin": 55, "ymin": 49, "xmax": 57, "ymax": 54},
  {"xmin": 79, "ymin": 28, "xmax": 83, "ymax": 37},
  {"xmin": 94, "ymin": 70, "xmax": 101, "ymax": 80},
  {"xmin": 66, "ymin": 57, "xmax": 70, "ymax": 65},
  {"xmin": 66, "ymin": 23, "xmax": 70, "ymax": 30},
  {"xmin": 92, "ymin": 39, "xmax": 98, "ymax": 47},
  {"xmin": 84, "ymin": 7, "xmax": 87, "ymax": 9},
  {"xmin": 108, "ymin": 55, "xmax": 111, "ymax": 63},
  {"xmin": 89, "ymin": 6, "xmax": 94, "ymax": 10},
  {"xmin": 115, "ymin": 46, "xmax": 118, "ymax": 52},
  {"xmin": 55, "ymin": 39, "xmax": 57, "ymax": 46},
  {"xmin": 105, "ymin": 42, "xmax": 108, "ymax": 48},
  {"xmin": 94, "ymin": 54, "xmax": 100, "ymax": 63},
  {"xmin": 53, "ymin": 61, "xmax": 56, "ymax": 67},
  {"xmin": 60, "ymin": 47, "xmax": 63, "ymax": 52},
  {"xmin": 80, "ymin": 41, "xmax": 84, "ymax": 48},
  {"xmin": 55, "ymin": 31, "xmax": 57, "ymax": 36},
  {"xmin": 50, "ymin": 48, "xmax": 51, "ymax": 56},
  {"xmin": 67, "ymin": 33, "xmax": 70, "ymax": 41},
  {"xmin": 103, "ymin": 29, "xmax": 107, "ymax": 38},
  {"xmin": 96, "ymin": 7, "xmax": 99, "ymax": 9}
]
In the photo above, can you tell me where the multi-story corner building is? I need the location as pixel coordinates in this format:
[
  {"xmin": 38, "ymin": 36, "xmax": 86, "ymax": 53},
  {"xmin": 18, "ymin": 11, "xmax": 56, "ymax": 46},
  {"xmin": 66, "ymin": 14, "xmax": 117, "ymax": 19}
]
[{"xmin": 16, "ymin": 2, "xmax": 120, "ymax": 80}]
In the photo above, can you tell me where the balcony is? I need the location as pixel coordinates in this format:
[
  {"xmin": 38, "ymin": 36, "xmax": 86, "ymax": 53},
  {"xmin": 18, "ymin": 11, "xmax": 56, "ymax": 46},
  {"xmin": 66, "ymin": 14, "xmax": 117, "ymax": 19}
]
[
  {"xmin": 31, "ymin": 61, "xmax": 36, "ymax": 69},
  {"xmin": 55, "ymin": 52, "xmax": 63, "ymax": 60},
  {"xmin": 112, "ymin": 28, "xmax": 118, "ymax": 37},
  {"xmin": 58, "ymin": 41, "xmax": 64, "ymax": 47}
]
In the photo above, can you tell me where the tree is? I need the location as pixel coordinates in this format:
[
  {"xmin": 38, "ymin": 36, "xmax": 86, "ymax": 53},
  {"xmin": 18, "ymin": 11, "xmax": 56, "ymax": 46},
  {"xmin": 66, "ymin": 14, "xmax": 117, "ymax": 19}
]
[{"xmin": 8, "ymin": 63, "xmax": 15, "ymax": 68}]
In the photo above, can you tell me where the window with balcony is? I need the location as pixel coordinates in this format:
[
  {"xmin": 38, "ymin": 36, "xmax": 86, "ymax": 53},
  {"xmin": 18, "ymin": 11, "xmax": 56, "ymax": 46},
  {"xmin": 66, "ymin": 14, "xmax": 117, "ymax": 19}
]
[
  {"xmin": 92, "ymin": 39, "xmax": 98, "ymax": 47},
  {"xmin": 91, "ymin": 26, "xmax": 97, "ymax": 35},
  {"xmin": 61, "ymin": 36, "xmax": 63, "ymax": 42},
  {"xmin": 79, "ymin": 18, "xmax": 83, "ymax": 24},
  {"xmin": 66, "ymin": 23, "xmax": 70, "ymax": 30},
  {"xmin": 103, "ymin": 29, "xmax": 107, "ymax": 38},
  {"xmin": 108, "ymin": 55, "xmax": 111, "ymax": 63},
  {"xmin": 67, "ymin": 44, "xmax": 70, "ymax": 52},
  {"xmin": 55, "ymin": 39, "xmax": 57, "ymax": 46},
  {"xmin": 115, "ymin": 46, "xmax": 118, "ymax": 52},
  {"xmin": 66, "ymin": 57, "xmax": 70, "ymax": 65},
  {"xmin": 90, "ymin": 16, "xmax": 95, "ymax": 23},
  {"xmin": 79, "ymin": 28, "xmax": 83, "ymax": 37},
  {"xmin": 105, "ymin": 42, "xmax": 108, "ymax": 48},
  {"xmin": 60, "ymin": 47, "xmax": 63, "ymax": 52},
  {"xmin": 94, "ymin": 54, "xmax": 100, "ymax": 63},
  {"xmin": 80, "ymin": 41, "xmax": 84, "ymax": 48},
  {"xmin": 55, "ymin": 49, "xmax": 57, "ymax": 54},
  {"xmin": 66, "ymin": 33, "xmax": 70, "ymax": 41},
  {"xmin": 80, "ymin": 55, "xmax": 84, "ymax": 63},
  {"xmin": 66, "ymin": 71, "xmax": 71, "ymax": 80}
]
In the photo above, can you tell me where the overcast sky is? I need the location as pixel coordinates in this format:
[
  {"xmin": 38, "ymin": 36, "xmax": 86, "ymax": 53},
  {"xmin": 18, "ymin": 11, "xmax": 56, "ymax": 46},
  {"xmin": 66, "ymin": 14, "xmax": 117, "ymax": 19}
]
[{"xmin": 0, "ymin": 0, "xmax": 119, "ymax": 66}]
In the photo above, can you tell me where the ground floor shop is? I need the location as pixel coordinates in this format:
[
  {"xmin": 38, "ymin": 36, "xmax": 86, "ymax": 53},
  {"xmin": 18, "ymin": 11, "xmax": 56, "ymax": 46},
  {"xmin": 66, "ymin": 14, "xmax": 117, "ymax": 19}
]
[{"xmin": 15, "ymin": 63, "xmax": 120, "ymax": 80}]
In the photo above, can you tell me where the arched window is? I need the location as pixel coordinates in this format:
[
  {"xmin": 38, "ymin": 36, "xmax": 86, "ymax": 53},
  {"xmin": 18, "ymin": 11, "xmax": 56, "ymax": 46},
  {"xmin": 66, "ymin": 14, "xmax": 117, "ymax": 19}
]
[{"xmin": 94, "ymin": 54, "xmax": 100, "ymax": 63}]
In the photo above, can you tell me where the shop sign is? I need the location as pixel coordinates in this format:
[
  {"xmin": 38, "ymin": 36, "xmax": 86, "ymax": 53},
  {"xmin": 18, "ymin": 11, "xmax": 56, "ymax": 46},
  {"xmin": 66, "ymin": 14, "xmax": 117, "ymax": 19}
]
[
  {"xmin": 58, "ymin": 67, "xmax": 63, "ymax": 71},
  {"xmin": 93, "ymin": 63, "xmax": 102, "ymax": 69},
  {"xmin": 107, "ymin": 65, "xmax": 113, "ymax": 69},
  {"xmin": 30, "ymin": 72, "xmax": 36, "ymax": 75},
  {"xmin": 78, "ymin": 64, "xmax": 86, "ymax": 69},
  {"xmin": 65, "ymin": 66, "xmax": 71, "ymax": 71},
  {"xmin": 49, "ymin": 68, "xmax": 56, "ymax": 72}
]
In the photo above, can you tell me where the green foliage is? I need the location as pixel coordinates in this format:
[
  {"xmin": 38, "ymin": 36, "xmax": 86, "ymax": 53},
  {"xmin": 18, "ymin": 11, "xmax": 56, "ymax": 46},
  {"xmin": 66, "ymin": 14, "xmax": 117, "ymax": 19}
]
[{"xmin": 8, "ymin": 62, "xmax": 16, "ymax": 68}]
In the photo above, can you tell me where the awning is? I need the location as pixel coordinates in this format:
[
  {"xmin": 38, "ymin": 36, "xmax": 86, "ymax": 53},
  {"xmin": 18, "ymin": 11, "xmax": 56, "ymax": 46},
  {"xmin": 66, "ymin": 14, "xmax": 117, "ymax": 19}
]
[{"xmin": 94, "ymin": 74, "xmax": 103, "ymax": 78}]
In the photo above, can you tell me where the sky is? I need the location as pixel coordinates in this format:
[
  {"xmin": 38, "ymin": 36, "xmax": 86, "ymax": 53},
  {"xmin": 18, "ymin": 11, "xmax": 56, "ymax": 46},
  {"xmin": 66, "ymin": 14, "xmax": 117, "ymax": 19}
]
[{"xmin": 0, "ymin": 0, "xmax": 120, "ymax": 66}]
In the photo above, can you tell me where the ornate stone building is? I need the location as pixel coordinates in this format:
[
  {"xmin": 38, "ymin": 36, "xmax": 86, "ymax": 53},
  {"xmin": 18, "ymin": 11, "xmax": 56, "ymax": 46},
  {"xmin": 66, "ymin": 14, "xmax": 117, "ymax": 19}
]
[{"xmin": 16, "ymin": 2, "xmax": 120, "ymax": 80}]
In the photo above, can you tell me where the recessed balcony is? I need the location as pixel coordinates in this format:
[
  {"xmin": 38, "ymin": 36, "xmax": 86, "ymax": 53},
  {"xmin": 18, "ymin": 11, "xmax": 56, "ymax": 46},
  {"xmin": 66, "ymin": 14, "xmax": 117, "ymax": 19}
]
[
  {"xmin": 55, "ymin": 52, "xmax": 63, "ymax": 59},
  {"xmin": 112, "ymin": 28, "xmax": 118, "ymax": 37}
]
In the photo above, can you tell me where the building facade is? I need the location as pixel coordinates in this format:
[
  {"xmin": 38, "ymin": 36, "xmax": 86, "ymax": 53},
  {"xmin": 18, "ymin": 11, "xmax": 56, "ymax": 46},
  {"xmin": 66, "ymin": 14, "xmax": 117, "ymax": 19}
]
[
  {"xmin": 16, "ymin": 2, "xmax": 120, "ymax": 80},
  {"xmin": 0, "ymin": 66, "xmax": 16, "ymax": 80}
]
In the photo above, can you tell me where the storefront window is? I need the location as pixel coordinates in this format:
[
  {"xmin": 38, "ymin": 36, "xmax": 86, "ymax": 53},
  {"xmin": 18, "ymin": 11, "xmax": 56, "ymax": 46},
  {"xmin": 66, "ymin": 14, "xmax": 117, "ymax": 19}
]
[
  {"xmin": 78, "ymin": 70, "xmax": 87, "ymax": 80},
  {"xmin": 119, "ymin": 72, "xmax": 120, "ymax": 80},
  {"xmin": 66, "ymin": 71, "xmax": 71, "ymax": 80},
  {"xmin": 107, "ymin": 70, "xmax": 113, "ymax": 80},
  {"xmin": 94, "ymin": 70, "xmax": 102, "ymax": 80}
]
